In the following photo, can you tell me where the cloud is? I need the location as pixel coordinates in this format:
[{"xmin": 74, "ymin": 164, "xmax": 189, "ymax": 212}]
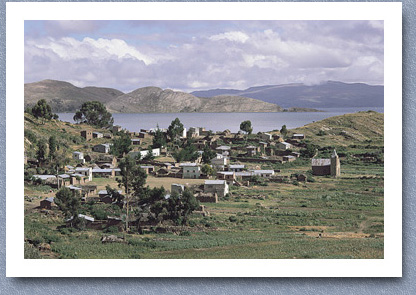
[
  {"xmin": 25, "ymin": 20, "xmax": 384, "ymax": 92},
  {"xmin": 209, "ymin": 31, "xmax": 249, "ymax": 43}
]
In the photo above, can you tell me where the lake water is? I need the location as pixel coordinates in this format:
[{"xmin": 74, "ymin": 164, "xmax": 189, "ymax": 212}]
[{"xmin": 58, "ymin": 107, "xmax": 383, "ymax": 133}]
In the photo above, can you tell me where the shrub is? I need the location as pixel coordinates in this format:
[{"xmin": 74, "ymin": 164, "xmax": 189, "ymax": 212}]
[
  {"xmin": 179, "ymin": 231, "xmax": 191, "ymax": 236},
  {"xmin": 104, "ymin": 226, "xmax": 119, "ymax": 234},
  {"xmin": 229, "ymin": 216, "xmax": 238, "ymax": 222}
]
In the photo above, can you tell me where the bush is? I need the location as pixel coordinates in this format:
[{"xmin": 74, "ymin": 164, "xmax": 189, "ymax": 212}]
[
  {"xmin": 179, "ymin": 231, "xmax": 191, "ymax": 236},
  {"xmin": 104, "ymin": 226, "xmax": 120, "ymax": 234},
  {"xmin": 229, "ymin": 216, "xmax": 238, "ymax": 222}
]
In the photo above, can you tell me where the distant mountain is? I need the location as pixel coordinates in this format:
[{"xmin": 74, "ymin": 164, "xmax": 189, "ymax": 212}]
[
  {"xmin": 191, "ymin": 81, "xmax": 384, "ymax": 108},
  {"xmin": 105, "ymin": 87, "xmax": 284, "ymax": 113},
  {"xmin": 24, "ymin": 80, "xmax": 124, "ymax": 112}
]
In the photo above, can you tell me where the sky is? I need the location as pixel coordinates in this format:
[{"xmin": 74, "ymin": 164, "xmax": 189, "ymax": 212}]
[{"xmin": 24, "ymin": 20, "xmax": 384, "ymax": 93}]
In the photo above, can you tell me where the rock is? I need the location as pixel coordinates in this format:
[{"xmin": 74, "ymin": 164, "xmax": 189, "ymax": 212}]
[
  {"xmin": 38, "ymin": 243, "xmax": 51, "ymax": 251},
  {"xmin": 101, "ymin": 235, "xmax": 125, "ymax": 243}
]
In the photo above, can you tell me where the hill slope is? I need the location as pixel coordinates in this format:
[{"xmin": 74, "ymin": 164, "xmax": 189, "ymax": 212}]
[
  {"xmin": 191, "ymin": 81, "xmax": 384, "ymax": 108},
  {"xmin": 289, "ymin": 111, "xmax": 384, "ymax": 146},
  {"xmin": 24, "ymin": 80, "xmax": 124, "ymax": 112},
  {"xmin": 105, "ymin": 87, "xmax": 284, "ymax": 113}
]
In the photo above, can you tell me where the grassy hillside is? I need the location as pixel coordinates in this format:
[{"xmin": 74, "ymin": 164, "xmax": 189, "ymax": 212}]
[{"xmin": 288, "ymin": 111, "xmax": 384, "ymax": 147}]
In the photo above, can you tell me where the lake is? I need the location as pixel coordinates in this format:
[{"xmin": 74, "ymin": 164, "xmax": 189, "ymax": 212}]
[{"xmin": 58, "ymin": 107, "xmax": 383, "ymax": 133}]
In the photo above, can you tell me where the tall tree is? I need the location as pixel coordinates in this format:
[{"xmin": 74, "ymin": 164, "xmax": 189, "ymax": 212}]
[
  {"xmin": 167, "ymin": 118, "xmax": 184, "ymax": 142},
  {"xmin": 36, "ymin": 139, "xmax": 48, "ymax": 166},
  {"xmin": 201, "ymin": 164, "xmax": 215, "ymax": 177},
  {"xmin": 202, "ymin": 144, "xmax": 216, "ymax": 164},
  {"xmin": 181, "ymin": 189, "xmax": 199, "ymax": 225},
  {"xmin": 111, "ymin": 133, "xmax": 132, "ymax": 158},
  {"xmin": 240, "ymin": 120, "xmax": 253, "ymax": 135},
  {"xmin": 280, "ymin": 125, "xmax": 288, "ymax": 138},
  {"xmin": 117, "ymin": 157, "xmax": 148, "ymax": 231},
  {"xmin": 31, "ymin": 99, "xmax": 54, "ymax": 124},
  {"xmin": 55, "ymin": 187, "xmax": 81, "ymax": 228},
  {"xmin": 48, "ymin": 135, "xmax": 57, "ymax": 160},
  {"xmin": 73, "ymin": 101, "xmax": 114, "ymax": 128},
  {"xmin": 152, "ymin": 124, "xmax": 166, "ymax": 149}
]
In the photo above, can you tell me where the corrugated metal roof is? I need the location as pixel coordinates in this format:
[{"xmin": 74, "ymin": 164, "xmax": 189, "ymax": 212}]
[
  {"xmin": 311, "ymin": 159, "xmax": 331, "ymax": 166},
  {"xmin": 205, "ymin": 180, "xmax": 227, "ymax": 185},
  {"xmin": 33, "ymin": 175, "xmax": 56, "ymax": 180},
  {"xmin": 229, "ymin": 165, "xmax": 245, "ymax": 169}
]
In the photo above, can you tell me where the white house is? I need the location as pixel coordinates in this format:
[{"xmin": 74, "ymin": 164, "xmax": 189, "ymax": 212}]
[
  {"xmin": 180, "ymin": 163, "xmax": 201, "ymax": 179},
  {"xmin": 229, "ymin": 164, "xmax": 245, "ymax": 172},
  {"xmin": 216, "ymin": 145, "xmax": 231, "ymax": 156},
  {"xmin": 204, "ymin": 180, "xmax": 229, "ymax": 198},
  {"xmin": 259, "ymin": 133, "xmax": 272, "ymax": 142},
  {"xmin": 74, "ymin": 167, "xmax": 93, "ymax": 181},
  {"xmin": 276, "ymin": 142, "xmax": 292, "ymax": 150},
  {"xmin": 93, "ymin": 143, "xmax": 111, "ymax": 153},
  {"xmin": 250, "ymin": 169, "xmax": 275, "ymax": 178},
  {"xmin": 211, "ymin": 156, "xmax": 229, "ymax": 170}
]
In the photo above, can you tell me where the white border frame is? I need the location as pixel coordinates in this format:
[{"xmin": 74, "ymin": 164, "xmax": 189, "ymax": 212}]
[{"xmin": 6, "ymin": 2, "xmax": 402, "ymax": 277}]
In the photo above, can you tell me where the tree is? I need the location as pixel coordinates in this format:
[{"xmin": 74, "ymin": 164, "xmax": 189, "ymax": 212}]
[
  {"xmin": 36, "ymin": 139, "xmax": 48, "ymax": 166},
  {"xmin": 48, "ymin": 136, "xmax": 57, "ymax": 160},
  {"xmin": 301, "ymin": 142, "xmax": 318, "ymax": 158},
  {"xmin": 152, "ymin": 125, "xmax": 166, "ymax": 149},
  {"xmin": 201, "ymin": 164, "xmax": 215, "ymax": 177},
  {"xmin": 55, "ymin": 187, "xmax": 81, "ymax": 228},
  {"xmin": 73, "ymin": 101, "xmax": 114, "ymax": 128},
  {"xmin": 172, "ymin": 142, "xmax": 199, "ymax": 162},
  {"xmin": 111, "ymin": 133, "xmax": 132, "ymax": 158},
  {"xmin": 31, "ymin": 99, "xmax": 54, "ymax": 124},
  {"xmin": 166, "ymin": 191, "xmax": 182, "ymax": 224},
  {"xmin": 280, "ymin": 125, "xmax": 288, "ymax": 138},
  {"xmin": 167, "ymin": 118, "xmax": 184, "ymax": 142},
  {"xmin": 117, "ymin": 157, "xmax": 148, "ymax": 231},
  {"xmin": 105, "ymin": 185, "xmax": 124, "ymax": 205},
  {"xmin": 240, "ymin": 120, "xmax": 253, "ymax": 135},
  {"xmin": 202, "ymin": 145, "xmax": 216, "ymax": 164},
  {"xmin": 180, "ymin": 189, "xmax": 199, "ymax": 225},
  {"xmin": 143, "ymin": 146, "xmax": 155, "ymax": 161}
]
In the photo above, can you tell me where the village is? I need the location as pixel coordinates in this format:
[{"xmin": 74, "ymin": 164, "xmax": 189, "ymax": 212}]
[{"xmin": 23, "ymin": 101, "xmax": 384, "ymax": 259}]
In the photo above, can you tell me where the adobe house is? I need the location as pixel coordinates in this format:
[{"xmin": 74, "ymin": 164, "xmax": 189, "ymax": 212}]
[
  {"xmin": 217, "ymin": 171, "xmax": 235, "ymax": 183},
  {"xmin": 40, "ymin": 197, "xmax": 54, "ymax": 209},
  {"xmin": 246, "ymin": 145, "xmax": 258, "ymax": 156},
  {"xmin": 204, "ymin": 180, "xmax": 229, "ymax": 198},
  {"xmin": 140, "ymin": 165, "xmax": 155, "ymax": 174},
  {"xmin": 131, "ymin": 138, "xmax": 141, "ymax": 145},
  {"xmin": 112, "ymin": 125, "xmax": 123, "ymax": 133},
  {"xmin": 259, "ymin": 133, "xmax": 272, "ymax": 142},
  {"xmin": 311, "ymin": 149, "xmax": 341, "ymax": 177},
  {"xmin": 93, "ymin": 143, "xmax": 111, "ymax": 153},
  {"xmin": 276, "ymin": 142, "xmax": 292, "ymax": 150},
  {"xmin": 171, "ymin": 183, "xmax": 185, "ymax": 195},
  {"xmin": 292, "ymin": 134, "xmax": 305, "ymax": 140},
  {"xmin": 228, "ymin": 164, "xmax": 245, "ymax": 172},
  {"xmin": 195, "ymin": 192, "xmax": 218, "ymax": 203},
  {"xmin": 283, "ymin": 155, "xmax": 296, "ymax": 162},
  {"xmin": 92, "ymin": 132, "xmax": 103, "ymax": 138},
  {"xmin": 80, "ymin": 130, "xmax": 93, "ymax": 141}
]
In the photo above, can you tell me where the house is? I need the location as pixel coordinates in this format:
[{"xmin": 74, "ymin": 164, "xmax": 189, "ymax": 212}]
[
  {"xmin": 66, "ymin": 214, "xmax": 95, "ymax": 225},
  {"xmin": 131, "ymin": 138, "xmax": 141, "ymax": 145},
  {"xmin": 112, "ymin": 125, "xmax": 122, "ymax": 133},
  {"xmin": 171, "ymin": 183, "xmax": 185, "ymax": 195},
  {"xmin": 229, "ymin": 164, "xmax": 245, "ymax": 172},
  {"xmin": 312, "ymin": 149, "xmax": 341, "ymax": 177},
  {"xmin": 195, "ymin": 192, "xmax": 218, "ymax": 203},
  {"xmin": 246, "ymin": 145, "xmax": 258, "ymax": 156},
  {"xmin": 259, "ymin": 133, "xmax": 272, "ymax": 142},
  {"xmin": 72, "ymin": 151, "xmax": 85, "ymax": 163},
  {"xmin": 81, "ymin": 185, "xmax": 97, "ymax": 197},
  {"xmin": 74, "ymin": 167, "xmax": 92, "ymax": 181},
  {"xmin": 211, "ymin": 156, "xmax": 229, "ymax": 170},
  {"xmin": 92, "ymin": 132, "xmax": 103, "ymax": 138},
  {"xmin": 137, "ymin": 148, "xmax": 160, "ymax": 158},
  {"xmin": 217, "ymin": 171, "xmax": 235, "ymax": 183},
  {"xmin": 98, "ymin": 189, "xmax": 123, "ymax": 204},
  {"xmin": 80, "ymin": 130, "xmax": 92, "ymax": 140},
  {"xmin": 181, "ymin": 128, "xmax": 187, "ymax": 138},
  {"xmin": 138, "ymin": 132, "xmax": 152, "ymax": 139},
  {"xmin": 311, "ymin": 159, "xmax": 331, "ymax": 176},
  {"xmin": 187, "ymin": 127, "xmax": 200, "ymax": 138},
  {"xmin": 216, "ymin": 145, "xmax": 231, "ymax": 156},
  {"xmin": 292, "ymin": 134, "xmax": 305, "ymax": 140},
  {"xmin": 235, "ymin": 171, "xmax": 254, "ymax": 180},
  {"xmin": 40, "ymin": 197, "xmax": 54, "ymax": 209},
  {"xmin": 57, "ymin": 174, "xmax": 71, "ymax": 187},
  {"xmin": 204, "ymin": 180, "xmax": 229, "ymax": 198},
  {"xmin": 140, "ymin": 165, "xmax": 155, "ymax": 174},
  {"xmin": 276, "ymin": 142, "xmax": 292, "ymax": 150},
  {"xmin": 180, "ymin": 163, "xmax": 201, "ymax": 179},
  {"xmin": 32, "ymin": 175, "xmax": 56, "ymax": 183},
  {"xmin": 283, "ymin": 155, "xmax": 296, "ymax": 162},
  {"xmin": 250, "ymin": 170, "xmax": 275, "ymax": 178},
  {"xmin": 93, "ymin": 143, "xmax": 111, "ymax": 153},
  {"xmin": 103, "ymin": 133, "xmax": 113, "ymax": 139},
  {"xmin": 92, "ymin": 168, "xmax": 115, "ymax": 178},
  {"xmin": 297, "ymin": 174, "xmax": 307, "ymax": 182}
]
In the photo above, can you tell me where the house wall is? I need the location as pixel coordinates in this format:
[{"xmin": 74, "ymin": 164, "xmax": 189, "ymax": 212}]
[
  {"xmin": 312, "ymin": 165, "xmax": 331, "ymax": 176},
  {"xmin": 182, "ymin": 167, "xmax": 200, "ymax": 179}
]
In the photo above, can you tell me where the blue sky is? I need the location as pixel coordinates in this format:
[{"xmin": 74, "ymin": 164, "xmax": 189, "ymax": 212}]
[{"xmin": 25, "ymin": 20, "xmax": 384, "ymax": 92}]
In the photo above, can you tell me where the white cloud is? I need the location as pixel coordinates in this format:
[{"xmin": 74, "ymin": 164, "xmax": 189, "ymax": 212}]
[
  {"xmin": 209, "ymin": 31, "xmax": 249, "ymax": 43},
  {"xmin": 29, "ymin": 37, "xmax": 155, "ymax": 65}
]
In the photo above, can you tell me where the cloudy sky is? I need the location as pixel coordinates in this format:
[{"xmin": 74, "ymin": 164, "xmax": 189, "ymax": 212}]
[{"xmin": 25, "ymin": 20, "xmax": 384, "ymax": 93}]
